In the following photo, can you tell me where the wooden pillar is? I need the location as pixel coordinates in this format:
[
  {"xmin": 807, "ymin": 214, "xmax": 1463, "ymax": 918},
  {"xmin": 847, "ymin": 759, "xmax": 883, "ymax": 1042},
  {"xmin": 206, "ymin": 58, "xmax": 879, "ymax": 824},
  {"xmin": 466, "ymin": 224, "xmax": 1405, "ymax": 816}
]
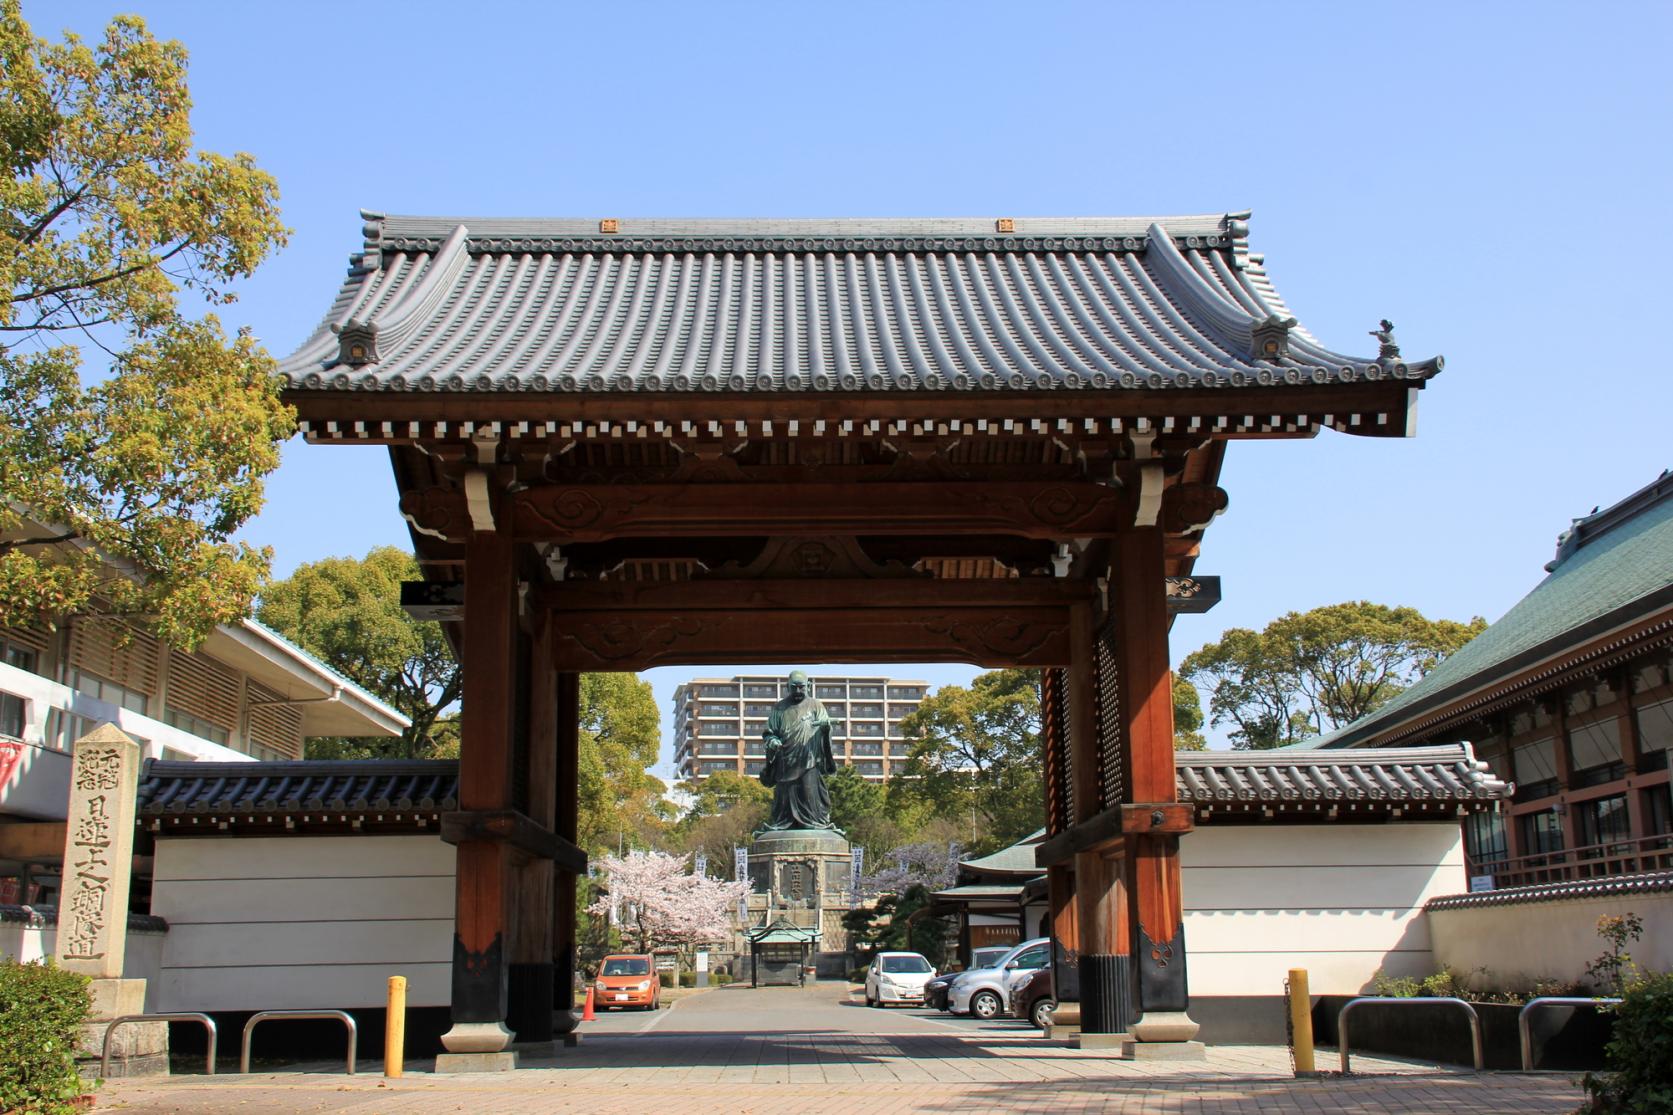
[
  {"xmin": 507, "ymin": 618, "xmax": 557, "ymax": 1043},
  {"xmin": 552, "ymin": 671, "xmax": 582, "ymax": 1031},
  {"xmin": 1067, "ymin": 601, "xmax": 1131, "ymax": 1036},
  {"xmin": 1112, "ymin": 527, "xmax": 1198, "ymax": 1045},
  {"xmin": 444, "ymin": 531, "xmax": 519, "ymax": 1054}
]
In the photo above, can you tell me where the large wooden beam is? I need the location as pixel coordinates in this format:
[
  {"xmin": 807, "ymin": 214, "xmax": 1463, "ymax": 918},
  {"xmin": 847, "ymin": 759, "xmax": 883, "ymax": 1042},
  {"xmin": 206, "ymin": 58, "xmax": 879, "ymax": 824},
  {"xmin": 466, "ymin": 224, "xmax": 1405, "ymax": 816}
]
[
  {"xmin": 1035, "ymin": 803, "xmax": 1194, "ymax": 868},
  {"xmin": 398, "ymin": 482, "xmax": 1132, "ymax": 543},
  {"xmin": 548, "ymin": 605, "xmax": 1072, "ymax": 671},
  {"xmin": 536, "ymin": 577, "xmax": 1094, "ymax": 613}
]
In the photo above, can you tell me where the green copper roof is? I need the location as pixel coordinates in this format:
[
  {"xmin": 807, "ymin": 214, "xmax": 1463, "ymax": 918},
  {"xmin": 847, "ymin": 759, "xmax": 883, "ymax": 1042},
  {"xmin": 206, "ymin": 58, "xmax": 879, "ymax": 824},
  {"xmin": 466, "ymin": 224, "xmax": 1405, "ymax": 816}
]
[
  {"xmin": 1306, "ymin": 472, "xmax": 1673, "ymax": 749},
  {"xmin": 959, "ymin": 829, "xmax": 1046, "ymax": 877}
]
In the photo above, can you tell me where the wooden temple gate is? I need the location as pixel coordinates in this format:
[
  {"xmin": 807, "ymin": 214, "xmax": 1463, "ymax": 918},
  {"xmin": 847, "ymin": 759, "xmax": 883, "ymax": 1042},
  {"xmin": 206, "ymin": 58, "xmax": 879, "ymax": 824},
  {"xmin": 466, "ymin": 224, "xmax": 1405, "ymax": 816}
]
[{"xmin": 280, "ymin": 212, "xmax": 1438, "ymax": 1056}]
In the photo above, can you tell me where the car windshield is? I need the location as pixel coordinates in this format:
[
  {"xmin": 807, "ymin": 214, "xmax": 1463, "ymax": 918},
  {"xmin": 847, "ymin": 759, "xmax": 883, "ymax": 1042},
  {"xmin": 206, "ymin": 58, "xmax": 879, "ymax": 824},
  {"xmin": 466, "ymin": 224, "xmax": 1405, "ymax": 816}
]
[
  {"xmin": 602, "ymin": 958, "xmax": 650, "ymax": 976},
  {"xmin": 881, "ymin": 955, "xmax": 931, "ymax": 974}
]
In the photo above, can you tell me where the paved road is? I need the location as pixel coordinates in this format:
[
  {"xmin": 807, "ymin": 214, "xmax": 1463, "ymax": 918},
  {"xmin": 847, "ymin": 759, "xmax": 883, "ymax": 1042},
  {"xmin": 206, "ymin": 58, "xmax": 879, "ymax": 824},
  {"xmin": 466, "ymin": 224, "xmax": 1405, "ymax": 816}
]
[{"xmin": 98, "ymin": 983, "xmax": 1588, "ymax": 1114}]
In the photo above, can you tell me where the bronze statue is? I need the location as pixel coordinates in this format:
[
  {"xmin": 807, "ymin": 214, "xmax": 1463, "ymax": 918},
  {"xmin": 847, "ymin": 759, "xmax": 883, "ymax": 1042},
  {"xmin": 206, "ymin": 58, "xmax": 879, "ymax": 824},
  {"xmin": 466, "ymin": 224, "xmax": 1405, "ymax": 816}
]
[{"xmin": 758, "ymin": 669, "xmax": 838, "ymax": 830}]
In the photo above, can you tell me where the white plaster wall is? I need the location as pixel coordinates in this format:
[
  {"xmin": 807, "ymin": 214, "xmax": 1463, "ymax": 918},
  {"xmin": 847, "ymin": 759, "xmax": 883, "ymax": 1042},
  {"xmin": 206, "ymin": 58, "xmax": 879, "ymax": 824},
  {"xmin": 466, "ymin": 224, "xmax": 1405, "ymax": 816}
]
[
  {"xmin": 0, "ymin": 921, "xmax": 166, "ymax": 1007},
  {"xmin": 1182, "ymin": 822, "xmax": 1465, "ymax": 997},
  {"xmin": 1430, "ymin": 890, "xmax": 1673, "ymax": 989},
  {"xmin": 150, "ymin": 834, "xmax": 454, "ymax": 1012}
]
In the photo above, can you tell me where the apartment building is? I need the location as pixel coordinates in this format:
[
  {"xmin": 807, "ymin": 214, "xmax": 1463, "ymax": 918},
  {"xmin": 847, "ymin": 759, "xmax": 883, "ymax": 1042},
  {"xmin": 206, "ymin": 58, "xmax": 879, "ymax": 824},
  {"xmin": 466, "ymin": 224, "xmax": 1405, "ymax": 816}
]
[{"xmin": 673, "ymin": 674, "xmax": 929, "ymax": 783}]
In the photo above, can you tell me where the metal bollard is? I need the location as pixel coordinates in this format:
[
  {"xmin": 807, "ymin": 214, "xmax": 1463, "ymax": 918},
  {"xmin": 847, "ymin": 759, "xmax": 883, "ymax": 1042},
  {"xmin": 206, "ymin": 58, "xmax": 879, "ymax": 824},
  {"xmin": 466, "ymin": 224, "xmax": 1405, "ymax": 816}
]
[
  {"xmin": 385, "ymin": 976, "xmax": 407, "ymax": 1078},
  {"xmin": 1287, "ymin": 968, "xmax": 1315, "ymax": 1073}
]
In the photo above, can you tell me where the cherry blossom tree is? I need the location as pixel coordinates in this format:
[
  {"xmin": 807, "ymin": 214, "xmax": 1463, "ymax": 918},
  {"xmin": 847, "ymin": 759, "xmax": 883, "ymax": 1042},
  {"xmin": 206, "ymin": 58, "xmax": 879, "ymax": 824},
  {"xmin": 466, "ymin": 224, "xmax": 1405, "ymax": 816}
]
[
  {"xmin": 587, "ymin": 850, "xmax": 748, "ymax": 954},
  {"xmin": 860, "ymin": 841, "xmax": 963, "ymax": 899}
]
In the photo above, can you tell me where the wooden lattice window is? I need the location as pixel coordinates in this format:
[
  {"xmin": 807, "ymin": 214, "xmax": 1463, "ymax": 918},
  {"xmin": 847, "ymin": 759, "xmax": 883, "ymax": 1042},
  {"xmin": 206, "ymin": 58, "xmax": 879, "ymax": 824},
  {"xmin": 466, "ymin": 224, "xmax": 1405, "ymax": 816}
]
[
  {"xmin": 167, "ymin": 650, "xmax": 241, "ymax": 736},
  {"xmin": 69, "ymin": 623, "xmax": 160, "ymax": 705},
  {"xmin": 1093, "ymin": 625, "xmax": 1125, "ymax": 810},
  {"xmin": 246, "ymin": 681, "xmax": 303, "ymax": 759},
  {"xmin": 1041, "ymin": 666, "xmax": 1071, "ymax": 834}
]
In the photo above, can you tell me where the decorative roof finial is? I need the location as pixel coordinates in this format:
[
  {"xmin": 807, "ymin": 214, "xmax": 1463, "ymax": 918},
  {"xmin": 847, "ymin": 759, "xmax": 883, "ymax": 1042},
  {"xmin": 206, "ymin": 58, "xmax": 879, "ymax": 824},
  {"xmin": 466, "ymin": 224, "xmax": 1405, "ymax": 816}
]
[{"xmin": 1370, "ymin": 319, "xmax": 1400, "ymax": 363}]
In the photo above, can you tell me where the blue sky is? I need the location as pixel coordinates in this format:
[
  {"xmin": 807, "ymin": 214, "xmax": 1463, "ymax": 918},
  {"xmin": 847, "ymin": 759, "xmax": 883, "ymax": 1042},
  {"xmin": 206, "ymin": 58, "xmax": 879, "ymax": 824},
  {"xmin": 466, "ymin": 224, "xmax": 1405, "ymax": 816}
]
[{"xmin": 33, "ymin": 1, "xmax": 1673, "ymax": 767}]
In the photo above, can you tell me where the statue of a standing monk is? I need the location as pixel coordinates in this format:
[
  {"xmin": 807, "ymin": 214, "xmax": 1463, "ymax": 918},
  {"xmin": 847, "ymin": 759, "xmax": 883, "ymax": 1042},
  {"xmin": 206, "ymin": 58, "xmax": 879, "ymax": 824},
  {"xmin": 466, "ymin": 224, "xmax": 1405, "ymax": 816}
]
[{"xmin": 758, "ymin": 670, "xmax": 838, "ymax": 830}]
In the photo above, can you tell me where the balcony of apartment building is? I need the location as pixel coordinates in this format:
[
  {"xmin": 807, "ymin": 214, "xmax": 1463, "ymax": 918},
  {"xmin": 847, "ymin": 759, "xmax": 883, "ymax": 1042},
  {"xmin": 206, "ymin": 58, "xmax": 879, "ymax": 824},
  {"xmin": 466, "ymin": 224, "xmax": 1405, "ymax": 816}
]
[{"xmin": 0, "ymin": 620, "xmax": 407, "ymax": 825}]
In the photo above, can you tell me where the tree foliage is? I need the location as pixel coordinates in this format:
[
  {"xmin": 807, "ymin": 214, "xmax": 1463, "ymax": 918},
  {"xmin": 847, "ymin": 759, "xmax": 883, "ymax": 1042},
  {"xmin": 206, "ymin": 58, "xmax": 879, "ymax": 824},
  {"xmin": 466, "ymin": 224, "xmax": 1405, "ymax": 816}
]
[
  {"xmin": 586, "ymin": 849, "xmax": 747, "ymax": 955},
  {"xmin": 1180, "ymin": 602, "xmax": 1486, "ymax": 749},
  {"xmin": 892, "ymin": 668, "xmax": 1043, "ymax": 853},
  {"xmin": 1173, "ymin": 675, "xmax": 1206, "ymax": 751},
  {"xmin": 668, "ymin": 770, "xmax": 768, "ymax": 872},
  {"xmin": 0, "ymin": 3, "xmax": 290, "ymax": 647},
  {"xmin": 859, "ymin": 840, "xmax": 962, "ymax": 899},
  {"xmin": 577, "ymin": 673, "xmax": 668, "ymax": 854},
  {"xmin": 841, "ymin": 884, "xmax": 953, "ymax": 968},
  {"xmin": 256, "ymin": 547, "xmax": 459, "ymax": 759}
]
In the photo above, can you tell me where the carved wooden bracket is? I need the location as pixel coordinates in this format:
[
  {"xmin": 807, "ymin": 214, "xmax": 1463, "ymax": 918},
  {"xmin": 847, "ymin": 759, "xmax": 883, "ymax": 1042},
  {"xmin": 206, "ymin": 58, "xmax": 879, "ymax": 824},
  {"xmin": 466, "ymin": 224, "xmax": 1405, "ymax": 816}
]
[{"xmin": 1161, "ymin": 484, "xmax": 1229, "ymax": 534}]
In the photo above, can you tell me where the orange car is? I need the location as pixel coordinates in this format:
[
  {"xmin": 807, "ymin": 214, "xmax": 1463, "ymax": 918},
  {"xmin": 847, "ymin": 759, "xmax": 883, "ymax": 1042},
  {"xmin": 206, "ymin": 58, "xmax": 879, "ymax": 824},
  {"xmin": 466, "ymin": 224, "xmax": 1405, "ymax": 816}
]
[{"xmin": 593, "ymin": 954, "xmax": 660, "ymax": 1010}]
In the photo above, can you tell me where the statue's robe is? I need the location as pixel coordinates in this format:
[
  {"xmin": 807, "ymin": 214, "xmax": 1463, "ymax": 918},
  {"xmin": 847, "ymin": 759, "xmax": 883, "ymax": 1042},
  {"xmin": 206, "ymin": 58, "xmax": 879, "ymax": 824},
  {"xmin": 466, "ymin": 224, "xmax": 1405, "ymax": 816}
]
[{"xmin": 759, "ymin": 695, "xmax": 836, "ymax": 830}]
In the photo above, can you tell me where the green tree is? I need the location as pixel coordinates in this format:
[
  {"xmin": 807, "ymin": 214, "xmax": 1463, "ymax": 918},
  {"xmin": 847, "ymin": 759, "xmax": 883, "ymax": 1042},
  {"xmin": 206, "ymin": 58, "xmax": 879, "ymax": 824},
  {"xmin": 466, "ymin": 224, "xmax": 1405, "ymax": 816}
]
[
  {"xmin": 0, "ymin": 3, "xmax": 290, "ymax": 647},
  {"xmin": 1180, "ymin": 602, "xmax": 1486, "ymax": 749},
  {"xmin": 256, "ymin": 547, "xmax": 459, "ymax": 759},
  {"xmin": 1173, "ymin": 675, "xmax": 1207, "ymax": 751},
  {"xmin": 894, "ymin": 668, "xmax": 1042, "ymax": 853},
  {"xmin": 577, "ymin": 673, "xmax": 668, "ymax": 854},
  {"xmin": 667, "ymin": 770, "xmax": 768, "ymax": 869},
  {"xmin": 841, "ymin": 884, "xmax": 952, "ymax": 968},
  {"xmin": 827, "ymin": 763, "xmax": 884, "ymax": 834}
]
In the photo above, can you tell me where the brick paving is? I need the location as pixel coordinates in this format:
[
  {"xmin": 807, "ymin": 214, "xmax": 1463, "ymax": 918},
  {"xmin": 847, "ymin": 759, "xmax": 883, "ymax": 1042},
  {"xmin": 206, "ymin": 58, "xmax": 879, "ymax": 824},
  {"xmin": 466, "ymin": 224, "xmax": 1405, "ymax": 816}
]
[{"xmin": 96, "ymin": 984, "xmax": 1587, "ymax": 1114}]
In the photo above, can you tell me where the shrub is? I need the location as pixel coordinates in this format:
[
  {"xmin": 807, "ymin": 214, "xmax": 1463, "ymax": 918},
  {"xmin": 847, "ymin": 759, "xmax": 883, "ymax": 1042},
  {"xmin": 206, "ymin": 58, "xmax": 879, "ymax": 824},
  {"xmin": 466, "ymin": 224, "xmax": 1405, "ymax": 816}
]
[
  {"xmin": 1372, "ymin": 970, "xmax": 1422, "ymax": 998},
  {"xmin": 0, "ymin": 959, "xmax": 93, "ymax": 1114},
  {"xmin": 658, "ymin": 972, "xmax": 674, "ymax": 988},
  {"xmin": 1582, "ymin": 969, "xmax": 1673, "ymax": 1114},
  {"xmin": 712, "ymin": 971, "xmax": 732, "ymax": 985},
  {"xmin": 679, "ymin": 970, "xmax": 696, "ymax": 988}
]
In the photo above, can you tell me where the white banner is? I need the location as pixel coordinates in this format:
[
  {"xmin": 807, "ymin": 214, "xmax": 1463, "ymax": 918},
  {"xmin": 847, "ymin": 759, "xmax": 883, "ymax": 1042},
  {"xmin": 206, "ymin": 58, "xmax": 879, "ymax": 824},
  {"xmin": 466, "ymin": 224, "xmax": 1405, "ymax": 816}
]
[
  {"xmin": 734, "ymin": 845, "xmax": 750, "ymax": 921},
  {"xmin": 695, "ymin": 852, "xmax": 708, "ymax": 877},
  {"xmin": 849, "ymin": 846, "xmax": 865, "ymax": 905}
]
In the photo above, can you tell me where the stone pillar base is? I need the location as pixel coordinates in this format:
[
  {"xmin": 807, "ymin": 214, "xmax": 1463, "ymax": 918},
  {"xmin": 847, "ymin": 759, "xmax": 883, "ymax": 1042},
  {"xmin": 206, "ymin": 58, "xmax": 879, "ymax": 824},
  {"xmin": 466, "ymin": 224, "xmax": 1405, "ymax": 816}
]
[
  {"xmin": 77, "ymin": 978, "xmax": 168, "ymax": 1077},
  {"xmin": 1042, "ymin": 1001, "xmax": 1079, "ymax": 1040},
  {"xmin": 1131, "ymin": 1009, "xmax": 1200, "ymax": 1043},
  {"xmin": 440, "ymin": 1020, "xmax": 513, "ymax": 1053},
  {"xmin": 1075, "ymin": 1031, "xmax": 1135, "ymax": 1055},
  {"xmin": 434, "ymin": 1051, "xmax": 519, "ymax": 1073},
  {"xmin": 1131, "ymin": 1040, "xmax": 1207, "ymax": 1061}
]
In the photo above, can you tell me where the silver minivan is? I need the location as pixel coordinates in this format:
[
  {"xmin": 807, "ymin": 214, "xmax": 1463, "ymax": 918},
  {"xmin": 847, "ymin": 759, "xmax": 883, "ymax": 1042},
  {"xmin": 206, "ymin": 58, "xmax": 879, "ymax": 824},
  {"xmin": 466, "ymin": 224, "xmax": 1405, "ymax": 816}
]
[{"xmin": 946, "ymin": 937, "xmax": 1051, "ymax": 1020}]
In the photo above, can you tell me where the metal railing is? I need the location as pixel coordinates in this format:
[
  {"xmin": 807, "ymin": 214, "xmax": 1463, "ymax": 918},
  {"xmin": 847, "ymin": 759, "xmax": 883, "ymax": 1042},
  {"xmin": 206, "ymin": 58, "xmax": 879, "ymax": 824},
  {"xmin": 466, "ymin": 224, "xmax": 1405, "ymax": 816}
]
[
  {"xmin": 102, "ymin": 1013, "xmax": 217, "ymax": 1078},
  {"xmin": 1518, "ymin": 996, "xmax": 1621, "ymax": 1070},
  {"xmin": 1337, "ymin": 996, "xmax": 1484, "ymax": 1073},
  {"xmin": 240, "ymin": 1010, "xmax": 358, "ymax": 1075}
]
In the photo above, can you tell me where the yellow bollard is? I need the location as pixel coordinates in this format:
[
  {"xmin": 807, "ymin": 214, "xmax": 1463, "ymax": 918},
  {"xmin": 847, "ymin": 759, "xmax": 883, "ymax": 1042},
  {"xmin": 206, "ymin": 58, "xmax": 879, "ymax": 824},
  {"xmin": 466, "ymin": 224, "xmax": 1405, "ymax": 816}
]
[
  {"xmin": 385, "ymin": 975, "xmax": 407, "ymax": 1078},
  {"xmin": 1288, "ymin": 968, "xmax": 1315, "ymax": 1074}
]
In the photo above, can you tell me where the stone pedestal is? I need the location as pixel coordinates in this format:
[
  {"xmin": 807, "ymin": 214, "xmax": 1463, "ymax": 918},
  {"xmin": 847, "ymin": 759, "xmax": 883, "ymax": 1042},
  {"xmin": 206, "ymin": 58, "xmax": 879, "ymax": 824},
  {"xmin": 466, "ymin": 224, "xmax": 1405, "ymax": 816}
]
[
  {"xmin": 1130, "ymin": 1010, "xmax": 1205, "ymax": 1060},
  {"xmin": 746, "ymin": 828, "xmax": 853, "ymax": 976},
  {"xmin": 435, "ymin": 1051, "xmax": 518, "ymax": 1073}
]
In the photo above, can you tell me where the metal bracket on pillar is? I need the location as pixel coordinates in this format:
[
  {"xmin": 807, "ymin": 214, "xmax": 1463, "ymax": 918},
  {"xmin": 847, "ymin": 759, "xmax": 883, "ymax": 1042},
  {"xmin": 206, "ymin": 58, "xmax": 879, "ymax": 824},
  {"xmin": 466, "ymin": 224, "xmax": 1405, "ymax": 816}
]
[{"xmin": 1136, "ymin": 925, "xmax": 1189, "ymax": 1014}]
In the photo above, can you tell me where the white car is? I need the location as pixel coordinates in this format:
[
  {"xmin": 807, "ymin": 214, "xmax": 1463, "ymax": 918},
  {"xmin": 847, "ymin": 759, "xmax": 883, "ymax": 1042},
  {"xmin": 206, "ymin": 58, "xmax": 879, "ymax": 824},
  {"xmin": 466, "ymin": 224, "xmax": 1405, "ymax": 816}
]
[{"xmin": 864, "ymin": 951, "xmax": 936, "ymax": 1007}]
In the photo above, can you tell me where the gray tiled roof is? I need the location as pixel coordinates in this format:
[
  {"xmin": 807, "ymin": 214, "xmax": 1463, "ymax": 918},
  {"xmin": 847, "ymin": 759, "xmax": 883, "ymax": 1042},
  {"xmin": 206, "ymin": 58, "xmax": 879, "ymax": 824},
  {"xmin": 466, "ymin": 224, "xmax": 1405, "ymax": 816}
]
[
  {"xmin": 1176, "ymin": 744, "xmax": 1508, "ymax": 811},
  {"xmin": 1426, "ymin": 870, "xmax": 1673, "ymax": 911},
  {"xmin": 281, "ymin": 212, "xmax": 1438, "ymax": 394},
  {"xmin": 137, "ymin": 760, "xmax": 458, "ymax": 820},
  {"xmin": 1304, "ymin": 473, "xmax": 1673, "ymax": 749}
]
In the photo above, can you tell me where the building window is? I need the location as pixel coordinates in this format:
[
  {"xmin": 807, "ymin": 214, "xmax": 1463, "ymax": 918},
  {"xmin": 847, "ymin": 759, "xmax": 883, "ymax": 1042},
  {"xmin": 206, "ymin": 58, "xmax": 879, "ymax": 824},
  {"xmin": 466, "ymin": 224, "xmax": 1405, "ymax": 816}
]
[
  {"xmin": 744, "ymin": 760, "xmax": 765, "ymax": 776},
  {"xmin": 887, "ymin": 687, "xmax": 922, "ymax": 701},
  {"xmin": 850, "ymin": 722, "xmax": 883, "ymax": 737},
  {"xmin": 163, "ymin": 707, "xmax": 231, "ymax": 747},
  {"xmin": 1463, "ymin": 810, "xmax": 1507, "ymax": 865},
  {"xmin": 0, "ymin": 691, "xmax": 23, "ymax": 740},
  {"xmin": 888, "ymin": 744, "xmax": 911, "ymax": 758},
  {"xmin": 1511, "ymin": 737, "xmax": 1559, "ymax": 799},
  {"xmin": 1640, "ymin": 786, "xmax": 1672, "ymax": 837},
  {"xmin": 1518, "ymin": 810, "xmax": 1565, "ymax": 857},
  {"xmin": 851, "ymin": 741, "xmax": 882, "ymax": 756},
  {"xmin": 700, "ymin": 740, "xmax": 739, "ymax": 756},
  {"xmin": 1636, "ymin": 698, "xmax": 1673, "ymax": 771},
  {"xmin": 1574, "ymin": 794, "xmax": 1631, "ymax": 851},
  {"xmin": 70, "ymin": 668, "xmax": 147, "ymax": 715},
  {"xmin": 744, "ymin": 702, "xmax": 776, "ymax": 717},
  {"xmin": 700, "ymin": 703, "xmax": 736, "ymax": 717},
  {"xmin": 1568, "ymin": 716, "xmax": 1623, "ymax": 785},
  {"xmin": 700, "ymin": 722, "xmax": 737, "ymax": 736},
  {"xmin": 856, "ymin": 761, "xmax": 883, "ymax": 777},
  {"xmin": 815, "ymin": 685, "xmax": 845, "ymax": 699},
  {"xmin": 745, "ymin": 720, "xmax": 767, "ymax": 735},
  {"xmin": 851, "ymin": 703, "xmax": 883, "ymax": 719},
  {"xmin": 699, "ymin": 685, "xmax": 739, "ymax": 698},
  {"xmin": 1, "ymin": 640, "xmax": 38, "ymax": 673},
  {"xmin": 851, "ymin": 686, "xmax": 883, "ymax": 700},
  {"xmin": 743, "ymin": 684, "xmax": 777, "ymax": 699},
  {"xmin": 823, "ymin": 703, "xmax": 845, "ymax": 717}
]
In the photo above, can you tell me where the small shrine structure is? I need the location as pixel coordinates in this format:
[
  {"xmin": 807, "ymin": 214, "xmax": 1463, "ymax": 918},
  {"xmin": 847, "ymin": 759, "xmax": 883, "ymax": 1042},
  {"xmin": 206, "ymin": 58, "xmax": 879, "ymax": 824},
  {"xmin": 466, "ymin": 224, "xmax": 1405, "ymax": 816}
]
[{"xmin": 279, "ymin": 212, "xmax": 1440, "ymax": 1061}]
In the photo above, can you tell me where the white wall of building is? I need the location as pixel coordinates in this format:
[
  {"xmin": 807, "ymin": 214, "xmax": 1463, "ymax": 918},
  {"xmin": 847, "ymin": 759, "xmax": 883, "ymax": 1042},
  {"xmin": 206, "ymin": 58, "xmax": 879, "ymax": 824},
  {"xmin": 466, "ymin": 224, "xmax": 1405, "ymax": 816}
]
[
  {"xmin": 150, "ymin": 834, "xmax": 454, "ymax": 1012},
  {"xmin": 1183, "ymin": 822, "xmax": 1465, "ymax": 998},
  {"xmin": 1429, "ymin": 889, "xmax": 1673, "ymax": 989}
]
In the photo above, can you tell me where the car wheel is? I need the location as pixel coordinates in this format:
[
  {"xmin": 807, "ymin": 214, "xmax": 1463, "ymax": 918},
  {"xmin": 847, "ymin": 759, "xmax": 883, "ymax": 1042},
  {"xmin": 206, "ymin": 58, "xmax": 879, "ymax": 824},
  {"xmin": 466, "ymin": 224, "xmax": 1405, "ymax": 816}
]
[
  {"xmin": 865, "ymin": 993, "xmax": 876, "ymax": 1007},
  {"xmin": 970, "ymin": 990, "xmax": 1002, "ymax": 1020},
  {"xmin": 1031, "ymin": 998, "xmax": 1057, "ymax": 1030}
]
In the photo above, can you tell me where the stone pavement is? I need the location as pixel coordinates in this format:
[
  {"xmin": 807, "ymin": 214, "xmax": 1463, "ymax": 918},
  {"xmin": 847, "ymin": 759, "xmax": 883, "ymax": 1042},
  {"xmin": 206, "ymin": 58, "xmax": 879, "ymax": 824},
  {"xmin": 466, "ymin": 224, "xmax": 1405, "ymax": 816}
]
[{"xmin": 96, "ymin": 984, "xmax": 1587, "ymax": 1114}]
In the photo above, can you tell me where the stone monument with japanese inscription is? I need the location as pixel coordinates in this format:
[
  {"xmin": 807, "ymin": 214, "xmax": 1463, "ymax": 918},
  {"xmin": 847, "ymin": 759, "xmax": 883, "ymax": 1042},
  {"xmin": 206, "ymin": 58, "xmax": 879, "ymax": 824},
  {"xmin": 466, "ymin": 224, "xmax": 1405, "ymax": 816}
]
[{"xmin": 55, "ymin": 724, "xmax": 165, "ymax": 1075}]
